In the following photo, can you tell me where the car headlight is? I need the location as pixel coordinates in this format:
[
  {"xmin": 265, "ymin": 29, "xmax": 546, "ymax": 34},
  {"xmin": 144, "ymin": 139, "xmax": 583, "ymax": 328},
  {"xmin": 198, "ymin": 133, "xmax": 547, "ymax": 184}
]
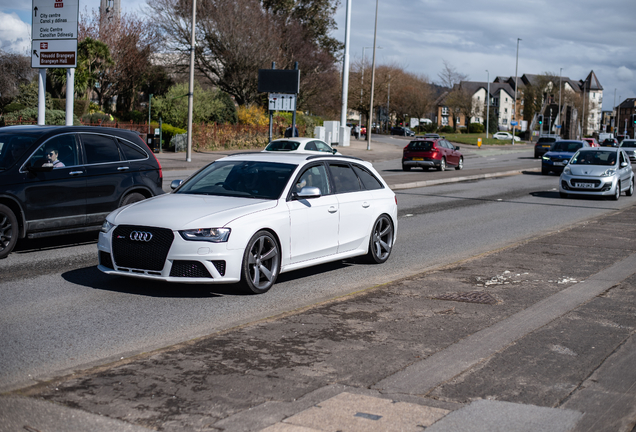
[
  {"xmin": 563, "ymin": 166, "xmax": 571, "ymax": 175},
  {"xmin": 600, "ymin": 169, "xmax": 616, "ymax": 177},
  {"xmin": 101, "ymin": 220, "xmax": 115, "ymax": 233},
  {"xmin": 179, "ymin": 228, "xmax": 231, "ymax": 243},
  {"xmin": 542, "ymin": 155, "xmax": 550, "ymax": 160}
]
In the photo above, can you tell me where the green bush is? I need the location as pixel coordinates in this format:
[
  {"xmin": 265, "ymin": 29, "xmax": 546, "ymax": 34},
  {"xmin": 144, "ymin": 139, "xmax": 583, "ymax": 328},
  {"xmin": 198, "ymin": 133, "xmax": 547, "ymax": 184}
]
[
  {"xmin": 3, "ymin": 108, "xmax": 80, "ymax": 125},
  {"xmin": 159, "ymin": 123, "xmax": 186, "ymax": 149},
  {"xmin": 439, "ymin": 126, "xmax": 454, "ymax": 133},
  {"xmin": 52, "ymin": 99, "xmax": 90, "ymax": 117},
  {"xmin": 3, "ymin": 103, "xmax": 26, "ymax": 113},
  {"xmin": 469, "ymin": 123, "xmax": 484, "ymax": 133},
  {"xmin": 82, "ymin": 112, "xmax": 113, "ymax": 123}
]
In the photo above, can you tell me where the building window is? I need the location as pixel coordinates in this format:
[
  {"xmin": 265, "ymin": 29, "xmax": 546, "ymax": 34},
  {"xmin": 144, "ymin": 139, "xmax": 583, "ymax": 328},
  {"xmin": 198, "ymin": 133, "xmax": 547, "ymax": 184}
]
[
  {"xmin": 477, "ymin": 96, "xmax": 480, "ymax": 101},
  {"xmin": 442, "ymin": 107, "xmax": 449, "ymax": 115},
  {"xmin": 521, "ymin": 99, "xmax": 524, "ymax": 105},
  {"xmin": 505, "ymin": 97, "xmax": 508, "ymax": 102},
  {"xmin": 504, "ymin": 108, "xmax": 508, "ymax": 113},
  {"xmin": 520, "ymin": 109, "xmax": 524, "ymax": 116}
]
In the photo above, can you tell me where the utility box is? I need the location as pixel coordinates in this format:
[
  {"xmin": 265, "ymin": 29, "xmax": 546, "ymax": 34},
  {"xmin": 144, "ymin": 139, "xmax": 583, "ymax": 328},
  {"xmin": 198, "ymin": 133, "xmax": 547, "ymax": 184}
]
[
  {"xmin": 339, "ymin": 126, "xmax": 351, "ymax": 147},
  {"xmin": 314, "ymin": 126, "xmax": 325, "ymax": 141},
  {"xmin": 323, "ymin": 121, "xmax": 340, "ymax": 145}
]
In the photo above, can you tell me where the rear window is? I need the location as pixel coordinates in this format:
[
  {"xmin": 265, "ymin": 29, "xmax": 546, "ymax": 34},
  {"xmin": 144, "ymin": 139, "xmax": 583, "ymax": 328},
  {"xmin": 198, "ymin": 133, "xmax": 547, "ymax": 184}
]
[
  {"xmin": 265, "ymin": 140, "xmax": 300, "ymax": 151},
  {"xmin": 552, "ymin": 141, "xmax": 583, "ymax": 152},
  {"xmin": 620, "ymin": 140, "xmax": 636, "ymax": 148},
  {"xmin": 537, "ymin": 137, "xmax": 557, "ymax": 144},
  {"xmin": 0, "ymin": 134, "xmax": 38, "ymax": 169},
  {"xmin": 406, "ymin": 141, "xmax": 435, "ymax": 151}
]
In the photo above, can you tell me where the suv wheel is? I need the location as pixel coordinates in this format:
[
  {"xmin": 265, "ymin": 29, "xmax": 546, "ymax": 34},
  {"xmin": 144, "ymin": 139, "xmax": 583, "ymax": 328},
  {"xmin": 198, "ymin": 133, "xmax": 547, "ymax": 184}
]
[
  {"xmin": 437, "ymin": 157, "xmax": 446, "ymax": 171},
  {"xmin": 455, "ymin": 157, "xmax": 463, "ymax": 170},
  {"xmin": 0, "ymin": 204, "xmax": 18, "ymax": 259},
  {"xmin": 121, "ymin": 192, "xmax": 146, "ymax": 207}
]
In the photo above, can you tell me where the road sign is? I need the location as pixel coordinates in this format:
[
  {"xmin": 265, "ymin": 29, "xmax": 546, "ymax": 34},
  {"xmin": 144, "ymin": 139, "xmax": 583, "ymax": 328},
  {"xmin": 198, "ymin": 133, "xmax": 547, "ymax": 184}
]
[
  {"xmin": 268, "ymin": 93, "xmax": 296, "ymax": 112},
  {"xmin": 510, "ymin": 121, "xmax": 518, "ymax": 126},
  {"xmin": 556, "ymin": 125, "xmax": 562, "ymax": 129},
  {"xmin": 31, "ymin": 39, "xmax": 77, "ymax": 68},
  {"xmin": 32, "ymin": 0, "xmax": 79, "ymax": 40}
]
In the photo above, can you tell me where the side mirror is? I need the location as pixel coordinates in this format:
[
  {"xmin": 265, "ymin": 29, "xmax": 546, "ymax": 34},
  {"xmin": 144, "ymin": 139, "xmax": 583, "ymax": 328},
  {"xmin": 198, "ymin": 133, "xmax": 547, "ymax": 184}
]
[
  {"xmin": 170, "ymin": 179, "xmax": 183, "ymax": 190},
  {"xmin": 294, "ymin": 186, "xmax": 321, "ymax": 200},
  {"xmin": 621, "ymin": 162, "xmax": 628, "ymax": 168},
  {"xmin": 332, "ymin": 148, "xmax": 338, "ymax": 154},
  {"xmin": 455, "ymin": 146, "xmax": 460, "ymax": 150}
]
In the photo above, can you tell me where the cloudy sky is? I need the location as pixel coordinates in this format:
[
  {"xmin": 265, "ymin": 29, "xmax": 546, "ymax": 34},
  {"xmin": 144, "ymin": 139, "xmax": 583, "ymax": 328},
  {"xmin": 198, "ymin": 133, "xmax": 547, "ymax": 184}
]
[{"xmin": 4, "ymin": 0, "xmax": 635, "ymax": 111}]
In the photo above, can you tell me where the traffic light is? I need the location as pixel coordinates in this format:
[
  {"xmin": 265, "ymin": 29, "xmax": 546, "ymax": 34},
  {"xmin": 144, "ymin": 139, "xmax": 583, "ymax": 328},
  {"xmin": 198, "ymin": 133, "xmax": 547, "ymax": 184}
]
[
  {"xmin": 632, "ymin": 114, "xmax": 636, "ymax": 125},
  {"xmin": 538, "ymin": 115, "xmax": 543, "ymax": 125}
]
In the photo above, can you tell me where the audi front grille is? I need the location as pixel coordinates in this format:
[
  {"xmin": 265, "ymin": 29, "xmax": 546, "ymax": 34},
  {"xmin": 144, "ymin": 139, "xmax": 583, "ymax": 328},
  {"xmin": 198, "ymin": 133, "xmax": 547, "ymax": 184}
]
[
  {"xmin": 112, "ymin": 225, "xmax": 174, "ymax": 271},
  {"xmin": 170, "ymin": 261, "xmax": 213, "ymax": 278}
]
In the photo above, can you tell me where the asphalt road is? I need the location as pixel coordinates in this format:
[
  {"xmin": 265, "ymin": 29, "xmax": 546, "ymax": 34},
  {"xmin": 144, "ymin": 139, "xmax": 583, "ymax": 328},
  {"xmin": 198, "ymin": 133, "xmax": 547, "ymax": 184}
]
[{"xmin": 1, "ymin": 169, "xmax": 633, "ymax": 393}]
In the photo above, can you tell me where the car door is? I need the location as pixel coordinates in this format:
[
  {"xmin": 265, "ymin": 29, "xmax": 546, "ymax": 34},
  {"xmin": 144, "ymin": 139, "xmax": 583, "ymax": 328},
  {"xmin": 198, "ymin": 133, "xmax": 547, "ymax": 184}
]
[
  {"xmin": 441, "ymin": 140, "xmax": 458, "ymax": 166},
  {"xmin": 20, "ymin": 133, "xmax": 86, "ymax": 232},
  {"xmin": 79, "ymin": 133, "xmax": 131, "ymax": 225},
  {"xmin": 286, "ymin": 163, "xmax": 339, "ymax": 263},
  {"xmin": 619, "ymin": 151, "xmax": 632, "ymax": 188},
  {"xmin": 328, "ymin": 162, "xmax": 374, "ymax": 254}
]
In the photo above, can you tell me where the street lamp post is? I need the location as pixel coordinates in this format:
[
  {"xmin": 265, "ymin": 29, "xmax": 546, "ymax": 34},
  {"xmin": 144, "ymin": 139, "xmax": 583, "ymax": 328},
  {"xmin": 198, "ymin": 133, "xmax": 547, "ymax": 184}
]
[
  {"xmin": 558, "ymin": 68, "xmax": 562, "ymax": 137},
  {"xmin": 486, "ymin": 70, "xmax": 490, "ymax": 139},
  {"xmin": 366, "ymin": 0, "xmax": 380, "ymax": 151},
  {"xmin": 339, "ymin": 0, "xmax": 352, "ymax": 146},
  {"xmin": 148, "ymin": 93, "xmax": 153, "ymax": 134},
  {"xmin": 512, "ymin": 38, "xmax": 521, "ymax": 145},
  {"xmin": 185, "ymin": 0, "xmax": 197, "ymax": 163},
  {"xmin": 359, "ymin": 46, "xmax": 382, "ymax": 136}
]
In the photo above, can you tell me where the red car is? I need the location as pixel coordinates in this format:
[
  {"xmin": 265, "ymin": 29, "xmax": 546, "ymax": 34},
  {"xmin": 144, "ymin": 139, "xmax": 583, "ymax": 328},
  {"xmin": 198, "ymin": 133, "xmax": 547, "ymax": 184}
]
[
  {"xmin": 402, "ymin": 138, "xmax": 463, "ymax": 171},
  {"xmin": 582, "ymin": 138, "xmax": 600, "ymax": 147}
]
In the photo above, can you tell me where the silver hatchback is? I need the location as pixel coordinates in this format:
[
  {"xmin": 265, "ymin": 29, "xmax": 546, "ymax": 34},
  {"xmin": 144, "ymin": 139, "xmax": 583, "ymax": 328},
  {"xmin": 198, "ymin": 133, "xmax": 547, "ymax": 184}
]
[{"xmin": 559, "ymin": 148, "xmax": 634, "ymax": 200}]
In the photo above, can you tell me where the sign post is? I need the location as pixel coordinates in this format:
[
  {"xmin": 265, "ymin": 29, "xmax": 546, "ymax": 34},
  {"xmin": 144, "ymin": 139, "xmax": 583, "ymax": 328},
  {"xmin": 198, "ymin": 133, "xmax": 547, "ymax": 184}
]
[{"xmin": 32, "ymin": 0, "xmax": 79, "ymax": 125}]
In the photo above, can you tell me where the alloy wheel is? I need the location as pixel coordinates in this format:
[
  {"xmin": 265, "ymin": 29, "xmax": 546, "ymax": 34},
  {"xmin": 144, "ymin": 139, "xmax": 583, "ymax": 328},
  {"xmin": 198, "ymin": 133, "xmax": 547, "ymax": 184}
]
[
  {"xmin": 242, "ymin": 231, "xmax": 280, "ymax": 294},
  {"xmin": 366, "ymin": 215, "xmax": 394, "ymax": 264}
]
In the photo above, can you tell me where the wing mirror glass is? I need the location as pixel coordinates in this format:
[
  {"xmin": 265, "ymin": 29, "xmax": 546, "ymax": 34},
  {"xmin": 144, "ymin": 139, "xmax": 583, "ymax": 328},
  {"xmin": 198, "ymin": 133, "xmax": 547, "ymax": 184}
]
[
  {"xmin": 294, "ymin": 186, "xmax": 321, "ymax": 199},
  {"xmin": 170, "ymin": 180, "xmax": 183, "ymax": 190}
]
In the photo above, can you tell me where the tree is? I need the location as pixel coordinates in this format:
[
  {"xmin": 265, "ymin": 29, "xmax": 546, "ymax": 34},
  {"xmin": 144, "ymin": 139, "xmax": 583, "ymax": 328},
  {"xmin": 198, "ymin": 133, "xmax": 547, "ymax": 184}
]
[
  {"xmin": 79, "ymin": 9, "xmax": 160, "ymax": 112},
  {"xmin": 391, "ymin": 71, "xmax": 434, "ymax": 128},
  {"xmin": 152, "ymin": 82, "xmax": 237, "ymax": 128},
  {"xmin": 444, "ymin": 85, "xmax": 477, "ymax": 131},
  {"xmin": 152, "ymin": 0, "xmax": 340, "ymax": 108},
  {"xmin": 437, "ymin": 60, "xmax": 468, "ymax": 89},
  {"xmin": 0, "ymin": 51, "xmax": 35, "ymax": 112}
]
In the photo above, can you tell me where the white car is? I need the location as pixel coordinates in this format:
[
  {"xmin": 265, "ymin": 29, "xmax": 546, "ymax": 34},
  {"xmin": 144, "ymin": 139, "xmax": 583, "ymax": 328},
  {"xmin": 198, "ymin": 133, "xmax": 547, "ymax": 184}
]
[
  {"xmin": 492, "ymin": 132, "xmax": 520, "ymax": 142},
  {"xmin": 97, "ymin": 153, "xmax": 397, "ymax": 293},
  {"xmin": 263, "ymin": 137, "xmax": 340, "ymax": 155},
  {"xmin": 559, "ymin": 147, "xmax": 634, "ymax": 200}
]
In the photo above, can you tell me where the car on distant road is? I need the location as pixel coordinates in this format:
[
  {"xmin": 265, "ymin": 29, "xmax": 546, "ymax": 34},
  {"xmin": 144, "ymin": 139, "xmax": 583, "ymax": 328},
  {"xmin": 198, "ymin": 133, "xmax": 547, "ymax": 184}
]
[
  {"xmin": 616, "ymin": 134, "xmax": 630, "ymax": 143},
  {"xmin": 263, "ymin": 138, "xmax": 339, "ymax": 155},
  {"xmin": 391, "ymin": 127, "xmax": 415, "ymax": 137},
  {"xmin": 492, "ymin": 132, "xmax": 521, "ymax": 142},
  {"xmin": 601, "ymin": 137, "xmax": 619, "ymax": 147},
  {"xmin": 619, "ymin": 139, "xmax": 636, "ymax": 162},
  {"xmin": 559, "ymin": 147, "xmax": 634, "ymax": 200},
  {"xmin": 423, "ymin": 133, "xmax": 441, "ymax": 139},
  {"xmin": 0, "ymin": 125, "xmax": 164, "ymax": 259},
  {"xmin": 97, "ymin": 152, "xmax": 398, "ymax": 294},
  {"xmin": 534, "ymin": 135, "xmax": 560, "ymax": 158},
  {"xmin": 402, "ymin": 138, "xmax": 463, "ymax": 171},
  {"xmin": 582, "ymin": 138, "xmax": 600, "ymax": 147},
  {"xmin": 542, "ymin": 140, "xmax": 590, "ymax": 175}
]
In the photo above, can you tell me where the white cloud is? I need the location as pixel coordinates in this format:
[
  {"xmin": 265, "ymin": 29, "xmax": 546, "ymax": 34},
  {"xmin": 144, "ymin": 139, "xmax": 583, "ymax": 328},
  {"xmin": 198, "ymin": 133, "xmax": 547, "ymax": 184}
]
[
  {"xmin": 0, "ymin": 12, "xmax": 31, "ymax": 54},
  {"xmin": 616, "ymin": 66, "xmax": 633, "ymax": 81}
]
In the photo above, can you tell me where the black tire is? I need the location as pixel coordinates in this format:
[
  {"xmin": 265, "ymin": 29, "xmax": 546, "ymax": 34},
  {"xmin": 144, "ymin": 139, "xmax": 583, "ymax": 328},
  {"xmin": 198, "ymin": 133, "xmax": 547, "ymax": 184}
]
[
  {"xmin": 365, "ymin": 215, "xmax": 394, "ymax": 264},
  {"xmin": 559, "ymin": 192, "xmax": 568, "ymax": 199},
  {"xmin": 240, "ymin": 230, "xmax": 280, "ymax": 294},
  {"xmin": 612, "ymin": 181, "xmax": 621, "ymax": 201},
  {"xmin": 534, "ymin": 153, "xmax": 540, "ymax": 159},
  {"xmin": 455, "ymin": 157, "xmax": 463, "ymax": 170},
  {"xmin": 627, "ymin": 178, "xmax": 634, "ymax": 197},
  {"xmin": 402, "ymin": 165, "xmax": 411, "ymax": 172},
  {"xmin": 120, "ymin": 192, "xmax": 146, "ymax": 207},
  {"xmin": 0, "ymin": 204, "xmax": 18, "ymax": 259},
  {"xmin": 437, "ymin": 157, "xmax": 446, "ymax": 171}
]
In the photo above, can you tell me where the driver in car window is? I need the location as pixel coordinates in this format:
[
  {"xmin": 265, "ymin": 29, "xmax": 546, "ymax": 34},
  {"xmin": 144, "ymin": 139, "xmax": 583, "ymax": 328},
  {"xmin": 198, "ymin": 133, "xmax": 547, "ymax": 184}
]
[{"xmin": 46, "ymin": 146, "xmax": 65, "ymax": 168}]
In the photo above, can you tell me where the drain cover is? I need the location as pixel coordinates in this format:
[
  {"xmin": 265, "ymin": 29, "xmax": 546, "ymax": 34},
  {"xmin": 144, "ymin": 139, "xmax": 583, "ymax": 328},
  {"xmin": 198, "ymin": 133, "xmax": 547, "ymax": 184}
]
[{"xmin": 432, "ymin": 291, "xmax": 498, "ymax": 304}]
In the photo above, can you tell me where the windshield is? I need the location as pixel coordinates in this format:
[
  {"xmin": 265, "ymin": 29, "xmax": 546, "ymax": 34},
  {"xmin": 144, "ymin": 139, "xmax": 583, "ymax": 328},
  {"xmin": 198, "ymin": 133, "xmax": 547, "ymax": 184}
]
[
  {"xmin": 620, "ymin": 140, "xmax": 636, "ymax": 148},
  {"xmin": 551, "ymin": 141, "xmax": 583, "ymax": 152},
  {"xmin": 176, "ymin": 160, "xmax": 297, "ymax": 199},
  {"xmin": 570, "ymin": 151, "xmax": 617, "ymax": 166},
  {"xmin": 265, "ymin": 140, "xmax": 300, "ymax": 152},
  {"xmin": 0, "ymin": 133, "xmax": 39, "ymax": 169},
  {"xmin": 406, "ymin": 141, "xmax": 435, "ymax": 151}
]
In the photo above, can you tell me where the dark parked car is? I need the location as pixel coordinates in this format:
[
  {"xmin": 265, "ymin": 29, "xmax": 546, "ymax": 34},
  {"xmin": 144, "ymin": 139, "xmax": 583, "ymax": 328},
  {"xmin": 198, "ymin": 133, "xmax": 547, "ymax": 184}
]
[
  {"xmin": 391, "ymin": 127, "xmax": 415, "ymax": 137},
  {"xmin": 0, "ymin": 126, "xmax": 164, "ymax": 258},
  {"xmin": 601, "ymin": 138, "xmax": 619, "ymax": 147},
  {"xmin": 620, "ymin": 139, "xmax": 636, "ymax": 162},
  {"xmin": 402, "ymin": 138, "xmax": 463, "ymax": 171},
  {"xmin": 534, "ymin": 135, "xmax": 559, "ymax": 158},
  {"xmin": 541, "ymin": 140, "xmax": 590, "ymax": 175}
]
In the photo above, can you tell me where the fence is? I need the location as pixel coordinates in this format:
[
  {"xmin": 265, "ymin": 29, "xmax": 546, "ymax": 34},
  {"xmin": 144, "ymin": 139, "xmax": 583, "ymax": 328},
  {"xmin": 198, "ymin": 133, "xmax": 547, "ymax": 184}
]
[{"xmin": 2, "ymin": 118, "xmax": 308, "ymax": 151}]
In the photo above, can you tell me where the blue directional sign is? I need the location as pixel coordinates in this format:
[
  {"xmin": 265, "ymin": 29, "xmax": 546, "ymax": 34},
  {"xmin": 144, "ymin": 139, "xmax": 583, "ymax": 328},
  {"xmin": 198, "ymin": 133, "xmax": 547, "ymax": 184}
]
[{"xmin": 510, "ymin": 121, "xmax": 518, "ymax": 126}]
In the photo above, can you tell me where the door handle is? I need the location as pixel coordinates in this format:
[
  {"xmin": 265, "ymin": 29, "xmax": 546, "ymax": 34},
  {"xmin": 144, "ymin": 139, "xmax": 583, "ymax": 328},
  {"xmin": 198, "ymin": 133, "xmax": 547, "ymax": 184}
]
[
  {"xmin": 117, "ymin": 166, "xmax": 130, "ymax": 171},
  {"xmin": 328, "ymin": 206, "xmax": 338, "ymax": 213},
  {"xmin": 69, "ymin": 171, "xmax": 84, "ymax": 176},
  {"xmin": 362, "ymin": 202, "xmax": 370, "ymax": 208}
]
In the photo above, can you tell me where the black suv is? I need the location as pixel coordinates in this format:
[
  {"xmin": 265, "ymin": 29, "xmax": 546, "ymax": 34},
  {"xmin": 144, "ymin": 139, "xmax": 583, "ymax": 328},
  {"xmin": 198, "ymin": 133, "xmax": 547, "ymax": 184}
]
[
  {"xmin": 0, "ymin": 126, "xmax": 164, "ymax": 258},
  {"xmin": 534, "ymin": 135, "xmax": 559, "ymax": 158},
  {"xmin": 391, "ymin": 126, "xmax": 415, "ymax": 137}
]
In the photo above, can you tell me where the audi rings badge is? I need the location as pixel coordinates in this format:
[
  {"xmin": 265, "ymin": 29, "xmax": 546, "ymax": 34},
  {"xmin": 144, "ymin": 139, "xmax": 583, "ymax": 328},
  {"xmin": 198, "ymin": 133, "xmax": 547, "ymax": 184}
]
[{"xmin": 130, "ymin": 231, "xmax": 153, "ymax": 242}]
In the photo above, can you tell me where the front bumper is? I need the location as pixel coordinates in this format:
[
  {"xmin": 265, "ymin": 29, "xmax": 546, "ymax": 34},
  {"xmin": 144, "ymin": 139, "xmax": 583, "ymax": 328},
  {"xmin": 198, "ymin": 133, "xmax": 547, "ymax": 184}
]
[
  {"xmin": 97, "ymin": 229, "xmax": 243, "ymax": 284},
  {"xmin": 559, "ymin": 174, "xmax": 618, "ymax": 196}
]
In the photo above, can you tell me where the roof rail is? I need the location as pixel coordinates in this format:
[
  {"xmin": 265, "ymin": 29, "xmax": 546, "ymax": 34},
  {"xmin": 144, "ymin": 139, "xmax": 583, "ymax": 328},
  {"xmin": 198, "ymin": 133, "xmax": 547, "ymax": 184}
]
[{"xmin": 305, "ymin": 154, "xmax": 363, "ymax": 161}]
